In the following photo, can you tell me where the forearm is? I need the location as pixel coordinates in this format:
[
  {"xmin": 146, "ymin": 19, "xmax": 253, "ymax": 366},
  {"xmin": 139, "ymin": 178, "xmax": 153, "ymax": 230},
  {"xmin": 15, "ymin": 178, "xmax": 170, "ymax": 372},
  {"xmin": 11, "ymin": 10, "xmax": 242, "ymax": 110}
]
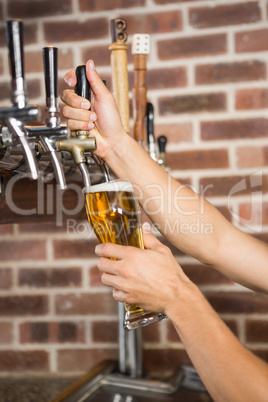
[
  {"xmin": 105, "ymin": 135, "xmax": 268, "ymax": 293},
  {"xmin": 167, "ymin": 284, "xmax": 268, "ymax": 402},
  {"xmin": 106, "ymin": 134, "xmax": 230, "ymax": 264}
]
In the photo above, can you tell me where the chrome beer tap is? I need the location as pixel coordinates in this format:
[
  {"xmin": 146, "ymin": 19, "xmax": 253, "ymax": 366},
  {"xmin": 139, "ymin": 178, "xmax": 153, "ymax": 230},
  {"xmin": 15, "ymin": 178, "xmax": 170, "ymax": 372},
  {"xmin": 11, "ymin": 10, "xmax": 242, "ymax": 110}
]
[
  {"xmin": 0, "ymin": 19, "xmax": 39, "ymax": 180},
  {"xmin": 26, "ymin": 47, "xmax": 69, "ymax": 189},
  {"xmin": 55, "ymin": 65, "xmax": 97, "ymax": 187}
]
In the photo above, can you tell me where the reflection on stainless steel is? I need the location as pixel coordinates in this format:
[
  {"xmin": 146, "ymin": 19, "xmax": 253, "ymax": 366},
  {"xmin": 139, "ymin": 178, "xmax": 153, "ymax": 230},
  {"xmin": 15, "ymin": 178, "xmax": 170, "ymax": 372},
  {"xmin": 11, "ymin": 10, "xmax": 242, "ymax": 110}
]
[{"xmin": 52, "ymin": 360, "xmax": 211, "ymax": 402}]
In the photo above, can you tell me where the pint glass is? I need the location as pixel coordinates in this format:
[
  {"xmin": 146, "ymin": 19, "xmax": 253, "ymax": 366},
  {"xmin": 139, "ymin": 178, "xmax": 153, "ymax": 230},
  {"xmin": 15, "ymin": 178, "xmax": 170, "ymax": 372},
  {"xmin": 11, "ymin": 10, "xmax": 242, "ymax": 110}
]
[{"xmin": 83, "ymin": 179, "xmax": 167, "ymax": 330}]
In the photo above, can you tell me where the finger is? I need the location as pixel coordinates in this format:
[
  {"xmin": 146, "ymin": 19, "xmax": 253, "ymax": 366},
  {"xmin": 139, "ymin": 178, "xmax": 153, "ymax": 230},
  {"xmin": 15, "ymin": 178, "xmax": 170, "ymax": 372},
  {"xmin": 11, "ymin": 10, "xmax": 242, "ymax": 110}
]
[
  {"xmin": 112, "ymin": 289, "xmax": 128, "ymax": 302},
  {"xmin": 98, "ymin": 257, "xmax": 119, "ymax": 275},
  {"xmin": 95, "ymin": 243, "xmax": 136, "ymax": 260},
  {"xmin": 64, "ymin": 69, "xmax": 76, "ymax": 87},
  {"xmin": 142, "ymin": 223, "xmax": 163, "ymax": 250},
  {"xmin": 66, "ymin": 119, "xmax": 95, "ymax": 131},
  {"xmin": 101, "ymin": 272, "xmax": 124, "ymax": 289},
  {"xmin": 61, "ymin": 89, "xmax": 91, "ymax": 110},
  {"xmin": 86, "ymin": 59, "xmax": 111, "ymax": 99}
]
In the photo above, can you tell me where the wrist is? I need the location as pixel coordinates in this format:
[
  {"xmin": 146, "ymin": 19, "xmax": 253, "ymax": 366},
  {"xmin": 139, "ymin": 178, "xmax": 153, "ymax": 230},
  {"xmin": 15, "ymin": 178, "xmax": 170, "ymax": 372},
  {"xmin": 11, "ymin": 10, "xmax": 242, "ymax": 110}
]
[
  {"xmin": 104, "ymin": 132, "xmax": 135, "ymax": 168},
  {"xmin": 165, "ymin": 281, "xmax": 206, "ymax": 334}
]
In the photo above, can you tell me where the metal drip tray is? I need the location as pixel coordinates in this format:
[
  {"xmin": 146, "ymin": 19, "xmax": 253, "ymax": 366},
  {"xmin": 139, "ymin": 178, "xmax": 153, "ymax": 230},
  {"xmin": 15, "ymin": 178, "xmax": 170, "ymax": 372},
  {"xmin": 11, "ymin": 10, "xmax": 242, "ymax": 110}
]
[{"xmin": 52, "ymin": 360, "xmax": 212, "ymax": 402}]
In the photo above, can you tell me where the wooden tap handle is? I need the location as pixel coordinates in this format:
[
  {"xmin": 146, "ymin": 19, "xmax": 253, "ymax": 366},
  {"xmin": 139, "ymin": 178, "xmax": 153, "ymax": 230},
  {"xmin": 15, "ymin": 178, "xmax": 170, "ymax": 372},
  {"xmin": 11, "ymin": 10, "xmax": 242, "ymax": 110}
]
[{"xmin": 109, "ymin": 19, "xmax": 130, "ymax": 134}]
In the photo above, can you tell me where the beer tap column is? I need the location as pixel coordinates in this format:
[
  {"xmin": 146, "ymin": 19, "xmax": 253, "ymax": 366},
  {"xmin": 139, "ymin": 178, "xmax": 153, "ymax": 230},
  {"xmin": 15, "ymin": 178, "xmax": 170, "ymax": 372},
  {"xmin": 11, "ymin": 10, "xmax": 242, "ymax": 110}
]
[
  {"xmin": 0, "ymin": 19, "xmax": 39, "ymax": 180},
  {"xmin": 55, "ymin": 65, "xmax": 96, "ymax": 187},
  {"xmin": 28, "ymin": 47, "xmax": 69, "ymax": 189}
]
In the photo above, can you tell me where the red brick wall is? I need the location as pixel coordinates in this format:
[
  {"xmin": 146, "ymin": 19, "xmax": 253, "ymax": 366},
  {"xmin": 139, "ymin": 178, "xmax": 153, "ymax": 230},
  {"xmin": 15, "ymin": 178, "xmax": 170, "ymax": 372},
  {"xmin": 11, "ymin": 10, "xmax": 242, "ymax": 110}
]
[{"xmin": 0, "ymin": 0, "xmax": 268, "ymax": 376}]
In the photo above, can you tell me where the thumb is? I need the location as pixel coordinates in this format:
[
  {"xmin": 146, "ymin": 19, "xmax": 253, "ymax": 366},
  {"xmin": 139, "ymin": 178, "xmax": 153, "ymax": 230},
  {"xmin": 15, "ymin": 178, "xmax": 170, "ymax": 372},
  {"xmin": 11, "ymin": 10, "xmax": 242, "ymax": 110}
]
[
  {"xmin": 142, "ymin": 222, "xmax": 161, "ymax": 250},
  {"xmin": 86, "ymin": 59, "xmax": 110, "ymax": 99}
]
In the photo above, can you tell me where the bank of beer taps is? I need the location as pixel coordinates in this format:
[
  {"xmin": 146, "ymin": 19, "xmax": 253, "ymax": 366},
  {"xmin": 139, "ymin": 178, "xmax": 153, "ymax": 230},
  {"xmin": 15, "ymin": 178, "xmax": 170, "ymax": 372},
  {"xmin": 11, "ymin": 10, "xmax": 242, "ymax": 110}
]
[{"xmin": 0, "ymin": 18, "xmax": 170, "ymax": 195}]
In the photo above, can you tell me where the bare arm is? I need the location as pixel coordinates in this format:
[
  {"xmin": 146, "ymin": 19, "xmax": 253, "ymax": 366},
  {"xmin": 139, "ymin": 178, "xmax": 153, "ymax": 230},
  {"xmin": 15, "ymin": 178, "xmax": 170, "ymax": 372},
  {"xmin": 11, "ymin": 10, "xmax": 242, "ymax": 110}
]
[
  {"xmin": 61, "ymin": 59, "xmax": 268, "ymax": 293},
  {"xmin": 96, "ymin": 228, "xmax": 268, "ymax": 402}
]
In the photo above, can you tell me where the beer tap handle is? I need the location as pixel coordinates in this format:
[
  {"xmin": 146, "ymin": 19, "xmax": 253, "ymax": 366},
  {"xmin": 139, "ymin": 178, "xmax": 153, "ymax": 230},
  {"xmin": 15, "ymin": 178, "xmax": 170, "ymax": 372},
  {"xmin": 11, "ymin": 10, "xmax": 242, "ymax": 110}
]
[
  {"xmin": 43, "ymin": 47, "xmax": 58, "ymax": 117},
  {"xmin": 6, "ymin": 19, "xmax": 27, "ymax": 108},
  {"xmin": 157, "ymin": 135, "xmax": 171, "ymax": 174},
  {"xmin": 75, "ymin": 65, "xmax": 110, "ymax": 182},
  {"xmin": 75, "ymin": 65, "xmax": 91, "ymax": 100},
  {"xmin": 146, "ymin": 102, "xmax": 157, "ymax": 161},
  {"xmin": 3, "ymin": 19, "xmax": 39, "ymax": 180},
  {"xmin": 38, "ymin": 46, "xmax": 66, "ymax": 189}
]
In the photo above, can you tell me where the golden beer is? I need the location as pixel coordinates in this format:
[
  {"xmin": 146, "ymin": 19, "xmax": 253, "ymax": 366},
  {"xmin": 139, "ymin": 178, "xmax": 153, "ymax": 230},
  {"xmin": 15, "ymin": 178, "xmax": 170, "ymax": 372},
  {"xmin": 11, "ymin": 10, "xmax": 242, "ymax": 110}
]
[{"xmin": 84, "ymin": 179, "xmax": 167, "ymax": 330}]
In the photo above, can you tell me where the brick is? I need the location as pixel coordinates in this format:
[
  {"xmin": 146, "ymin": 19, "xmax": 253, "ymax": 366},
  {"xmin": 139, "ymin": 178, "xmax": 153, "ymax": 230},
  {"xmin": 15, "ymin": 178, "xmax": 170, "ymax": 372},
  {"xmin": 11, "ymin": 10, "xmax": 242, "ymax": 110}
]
[
  {"xmin": 20, "ymin": 321, "xmax": 85, "ymax": 343},
  {"xmin": 0, "ymin": 240, "xmax": 46, "ymax": 261},
  {"xmin": 144, "ymin": 349, "xmax": 191, "ymax": 376},
  {"xmin": 58, "ymin": 322, "xmax": 85, "ymax": 343},
  {"xmin": 92, "ymin": 321, "xmax": 118, "ymax": 343},
  {"xmin": 25, "ymin": 51, "xmax": 44, "ymax": 74},
  {"xmin": 44, "ymin": 18, "xmax": 109, "ymax": 43},
  {"xmin": 7, "ymin": 0, "xmax": 72, "ymax": 18},
  {"xmin": 181, "ymin": 264, "xmax": 232, "ymax": 285},
  {"xmin": 57, "ymin": 348, "xmax": 117, "ymax": 372},
  {"xmin": 236, "ymin": 88, "xmax": 268, "ymax": 110},
  {"xmin": 82, "ymin": 45, "xmax": 111, "ymax": 68},
  {"xmin": 166, "ymin": 149, "xmax": 229, "ymax": 170},
  {"xmin": 236, "ymin": 146, "xmax": 268, "ymax": 168},
  {"xmin": 18, "ymin": 222, "xmax": 67, "ymax": 233},
  {"xmin": 0, "ymin": 296, "xmax": 48, "ymax": 316},
  {"xmin": 147, "ymin": 67, "xmax": 187, "ymax": 90},
  {"xmin": 158, "ymin": 34, "xmax": 226, "ymax": 60},
  {"xmin": 0, "ymin": 82, "xmax": 13, "ymax": 102},
  {"xmin": 121, "ymin": 10, "xmax": 182, "ymax": 35},
  {"xmin": 0, "ymin": 23, "xmax": 38, "ymax": 48},
  {"xmin": 236, "ymin": 29, "xmax": 268, "ymax": 53},
  {"xmin": 58, "ymin": 48, "xmax": 74, "ymax": 71},
  {"xmin": 196, "ymin": 61, "xmax": 266, "ymax": 85},
  {"xmin": 89, "ymin": 265, "xmax": 103, "ymax": 287},
  {"xmin": 0, "ymin": 268, "xmax": 12, "ymax": 289},
  {"xmin": 0, "ymin": 224, "xmax": 13, "ymax": 234},
  {"xmin": 239, "ymin": 202, "xmax": 268, "ymax": 225},
  {"xmin": 190, "ymin": 2, "xmax": 260, "ymax": 29},
  {"xmin": 199, "ymin": 175, "xmax": 268, "ymax": 197},
  {"xmin": 246, "ymin": 320, "xmax": 268, "ymax": 343},
  {"xmin": 54, "ymin": 238, "xmax": 98, "ymax": 259},
  {"xmin": 143, "ymin": 322, "xmax": 161, "ymax": 343},
  {"xmin": 31, "ymin": 322, "xmax": 49, "ymax": 343},
  {"xmin": 159, "ymin": 93, "xmax": 226, "ymax": 115},
  {"xmin": 19, "ymin": 268, "xmax": 82, "ymax": 287},
  {"xmin": 0, "ymin": 351, "xmax": 48, "ymax": 371},
  {"xmin": 55, "ymin": 292, "xmax": 117, "ymax": 315},
  {"xmin": 0, "ymin": 323, "xmax": 13, "ymax": 344},
  {"xmin": 155, "ymin": 123, "xmax": 193, "ymax": 144},
  {"xmin": 201, "ymin": 118, "xmax": 268, "ymax": 141},
  {"xmin": 28, "ymin": 79, "xmax": 42, "ymax": 99},
  {"xmin": 79, "ymin": 0, "xmax": 145, "ymax": 11},
  {"xmin": 206, "ymin": 292, "xmax": 268, "ymax": 314}
]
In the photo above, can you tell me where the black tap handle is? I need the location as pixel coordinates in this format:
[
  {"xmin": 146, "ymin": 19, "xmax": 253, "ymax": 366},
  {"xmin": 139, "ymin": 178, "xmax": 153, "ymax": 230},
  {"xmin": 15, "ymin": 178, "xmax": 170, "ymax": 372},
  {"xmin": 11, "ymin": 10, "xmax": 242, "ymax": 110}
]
[
  {"xmin": 75, "ymin": 65, "xmax": 91, "ymax": 101},
  {"xmin": 42, "ymin": 47, "xmax": 58, "ymax": 101},
  {"xmin": 6, "ymin": 19, "xmax": 24, "ymax": 81},
  {"xmin": 146, "ymin": 102, "xmax": 154, "ymax": 144},
  {"xmin": 158, "ymin": 135, "xmax": 167, "ymax": 153}
]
